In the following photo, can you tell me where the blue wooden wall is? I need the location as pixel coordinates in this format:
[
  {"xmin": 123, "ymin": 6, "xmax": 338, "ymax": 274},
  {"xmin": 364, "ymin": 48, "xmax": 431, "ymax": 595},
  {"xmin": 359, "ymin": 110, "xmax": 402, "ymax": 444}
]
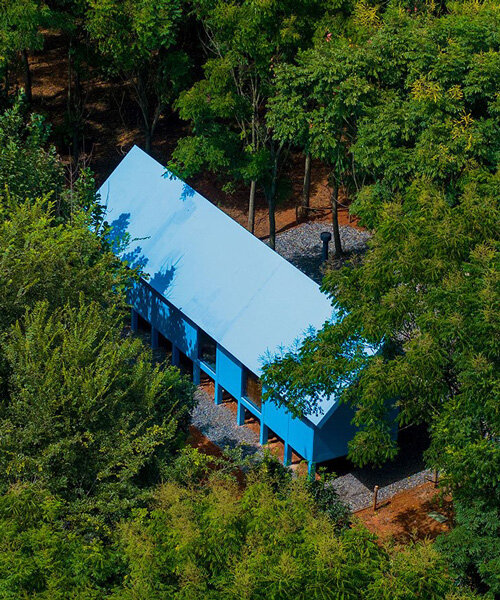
[{"xmin": 129, "ymin": 280, "xmax": 358, "ymax": 472}]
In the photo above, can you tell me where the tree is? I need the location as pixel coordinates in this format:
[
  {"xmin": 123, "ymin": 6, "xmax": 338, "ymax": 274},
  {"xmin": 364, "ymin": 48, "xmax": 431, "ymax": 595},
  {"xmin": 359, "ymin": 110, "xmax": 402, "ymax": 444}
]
[
  {"xmin": 0, "ymin": 300, "xmax": 194, "ymax": 529},
  {"xmin": 0, "ymin": 453, "xmax": 480, "ymax": 599},
  {"xmin": 115, "ymin": 461, "xmax": 476, "ymax": 600},
  {"xmin": 0, "ymin": 197, "xmax": 128, "ymax": 334},
  {"xmin": 268, "ymin": 38, "xmax": 366, "ymax": 257},
  {"xmin": 86, "ymin": 0, "xmax": 189, "ymax": 153},
  {"xmin": 0, "ymin": 0, "xmax": 50, "ymax": 103},
  {"xmin": 170, "ymin": 0, "xmax": 325, "ymax": 247},
  {"xmin": 0, "ymin": 94, "xmax": 64, "ymax": 209},
  {"xmin": 0, "ymin": 484, "xmax": 121, "ymax": 597},
  {"xmin": 262, "ymin": 2, "xmax": 500, "ymax": 592}
]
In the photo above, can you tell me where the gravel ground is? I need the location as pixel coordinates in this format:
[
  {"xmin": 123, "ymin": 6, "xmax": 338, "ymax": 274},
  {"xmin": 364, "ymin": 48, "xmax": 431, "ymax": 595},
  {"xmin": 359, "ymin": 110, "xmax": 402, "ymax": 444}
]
[
  {"xmin": 275, "ymin": 222, "xmax": 372, "ymax": 283},
  {"xmin": 191, "ymin": 386, "xmax": 432, "ymax": 511},
  {"xmin": 191, "ymin": 388, "xmax": 261, "ymax": 459},
  {"xmin": 138, "ymin": 221, "xmax": 429, "ymax": 513},
  {"xmin": 330, "ymin": 467, "xmax": 434, "ymax": 512}
]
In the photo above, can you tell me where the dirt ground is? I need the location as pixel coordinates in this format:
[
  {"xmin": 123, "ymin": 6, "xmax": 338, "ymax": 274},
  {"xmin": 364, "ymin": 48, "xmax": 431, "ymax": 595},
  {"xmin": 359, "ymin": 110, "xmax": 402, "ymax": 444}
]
[
  {"xmin": 25, "ymin": 30, "xmax": 361, "ymax": 241},
  {"xmin": 355, "ymin": 482, "xmax": 453, "ymax": 543}
]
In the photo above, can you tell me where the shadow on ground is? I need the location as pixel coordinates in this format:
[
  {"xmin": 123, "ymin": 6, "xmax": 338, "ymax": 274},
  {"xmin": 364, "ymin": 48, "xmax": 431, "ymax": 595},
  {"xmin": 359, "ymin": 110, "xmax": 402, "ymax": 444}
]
[{"xmin": 320, "ymin": 424, "xmax": 430, "ymax": 488}]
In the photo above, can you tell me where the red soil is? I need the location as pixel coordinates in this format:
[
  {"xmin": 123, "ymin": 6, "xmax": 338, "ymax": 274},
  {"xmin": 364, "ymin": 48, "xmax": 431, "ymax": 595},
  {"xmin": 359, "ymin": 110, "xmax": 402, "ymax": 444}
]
[
  {"xmin": 27, "ymin": 32, "xmax": 444, "ymax": 545},
  {"xmin": 355, "ymin": 482, "xmax": 453, "ymax": 543}
]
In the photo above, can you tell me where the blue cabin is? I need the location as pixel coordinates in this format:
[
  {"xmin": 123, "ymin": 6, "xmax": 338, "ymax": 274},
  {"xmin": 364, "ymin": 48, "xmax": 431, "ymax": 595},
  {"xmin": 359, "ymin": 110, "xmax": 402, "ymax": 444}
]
[{"xmin": 100, "ymin": 146, "xmax": 361, "ymax": 473}]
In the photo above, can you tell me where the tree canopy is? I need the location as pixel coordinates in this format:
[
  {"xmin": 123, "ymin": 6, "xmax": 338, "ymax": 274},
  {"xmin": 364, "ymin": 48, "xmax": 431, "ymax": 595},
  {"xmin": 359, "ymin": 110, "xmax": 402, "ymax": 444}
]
[{"xmin": 0, "ymin": 1, "xmax": 498, "ymax": 597}]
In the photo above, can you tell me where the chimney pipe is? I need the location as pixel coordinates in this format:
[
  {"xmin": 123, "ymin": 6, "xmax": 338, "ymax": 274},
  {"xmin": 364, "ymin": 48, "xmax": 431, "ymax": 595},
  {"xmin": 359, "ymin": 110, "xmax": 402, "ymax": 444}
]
[{"xmin": 320, "ymin": 231, "xmax": 332, "ymax": 263}]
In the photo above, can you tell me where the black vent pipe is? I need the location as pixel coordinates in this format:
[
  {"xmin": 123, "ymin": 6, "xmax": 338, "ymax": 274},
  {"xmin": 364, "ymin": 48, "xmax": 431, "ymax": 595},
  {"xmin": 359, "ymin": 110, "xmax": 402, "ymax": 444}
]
[{"xmin": 320, "ymin": 231, "xmax": 332, "ymax": 263}]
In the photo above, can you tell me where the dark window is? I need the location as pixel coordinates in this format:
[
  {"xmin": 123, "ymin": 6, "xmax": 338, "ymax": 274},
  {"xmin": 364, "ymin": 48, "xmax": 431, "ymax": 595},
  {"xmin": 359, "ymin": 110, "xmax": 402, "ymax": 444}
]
[
  {"xmin": 244, "ymin": 370, "xmax": 262, "ymax": 409},
  {"xmin": 198, "ymin": 330, "xmax": 216, "ymax": 371}
]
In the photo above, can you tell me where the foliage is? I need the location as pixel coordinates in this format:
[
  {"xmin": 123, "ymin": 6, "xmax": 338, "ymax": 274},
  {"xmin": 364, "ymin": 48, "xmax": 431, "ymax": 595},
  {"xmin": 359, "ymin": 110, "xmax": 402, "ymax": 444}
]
[
  {"xmin": 0, "ymin": 463, "xmax": 479, "ymax": 599},
  {"xmin": 268, "ymin": 15, "xmax": 368, "ymax": 255},
  {"xmin": 306, "ymin": 471, "xmax": 351, "ymax": 530},
  {"xmin": 113, "ymin": 473, "xmax": 476, "ymax": 600},
  {"xmin": 0, "ymin": 104, "xmax": 195, "ymax": 535},
  {"xmin": 0, "ymin": 94, "xmax": 64, "ymax": 211},
  {"xmin": 349, "ymin": 0, "xmax": 500, "ymax": 227},
  {"xmin": 86, "ymin": 0, "xmax": 189, "ymax": 151},
  {"xmin": 263, "ymin": 3, "xmax": 500, "ymax": 592},
  {"xmin": 0, "ymin": 483, "xmax": 122, "ymax": 598},
  {"xmin": 0, "ymin": 0, "xmax": 48, "ymax": 58},
  {"xmin": 170, "ymin": 0, "xmax": 326, "ymax": 245},
  {"xmin": 0, "ymin": 3, "xmax": 497, "ymax": 598},
  {"xmin": 436, "ymin": 500, "xmax": 500, "ymax": 596},
  {"xmin": 0, "ymin": 0, "xmax": 50, "ymax": 102},
  {"xmin": 0, "ymin": 197, "xmax": 127, "ymax": 334},
  {"xmin": 0, "ymin": 300, "xmax": 194, "ymax": 530}
]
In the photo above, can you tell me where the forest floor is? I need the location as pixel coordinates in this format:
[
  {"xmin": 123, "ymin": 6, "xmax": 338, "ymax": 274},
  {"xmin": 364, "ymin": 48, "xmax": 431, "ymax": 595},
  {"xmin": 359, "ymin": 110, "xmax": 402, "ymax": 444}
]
[
  {"xmin": 26, "ymin": 29, "xmax": 361, "ymax": 240},
  {"xmin": 355, "ymin": 482, "xmax": 453, "ymax": 543},
  {"xmin": 189, "ymin": 389, "xmax": 452, "ymax": 544}
]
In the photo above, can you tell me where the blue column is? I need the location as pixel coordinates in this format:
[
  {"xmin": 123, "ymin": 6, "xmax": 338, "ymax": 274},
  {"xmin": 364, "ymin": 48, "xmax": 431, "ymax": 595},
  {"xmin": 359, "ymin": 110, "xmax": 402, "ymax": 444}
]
[
  {"xmin": 151, "ymin": 327, "xmax": 159, "ymax": 350},
  {"xmin": 237, "ymin": 401, "xmax": 245, "ymax": 426},
  {"xmin": 171, "ymin": 345, "xmax": 180, "ymax": 367},
  {"xmin": 215, "ymin": 383, "xmax": 223, "ymax": 405},
  {"xmin": 259, "ymin": 423, "xmax": 269, "ymax": 446},
  {"xmin": 193, "ymin": 362, "xmax": 201, "ymax": 386},
  {"xmin": 307, "ymin": 461, "xmax": 315, "ymax": 478},
  {"xmin": 284, "ymin": 443, "xmax": 292, "ymax": 466},
  {"xmin": 131, "ymin": 308, "xmax": 138, "ymax": 332}
]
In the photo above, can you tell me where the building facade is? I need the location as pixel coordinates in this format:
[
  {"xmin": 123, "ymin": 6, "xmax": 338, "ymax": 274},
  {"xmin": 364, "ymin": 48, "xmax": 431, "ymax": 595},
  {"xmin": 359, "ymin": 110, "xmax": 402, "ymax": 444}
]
[{"xmin": 101, "ymin": 146, "xmax": 363, "ymax": 473}]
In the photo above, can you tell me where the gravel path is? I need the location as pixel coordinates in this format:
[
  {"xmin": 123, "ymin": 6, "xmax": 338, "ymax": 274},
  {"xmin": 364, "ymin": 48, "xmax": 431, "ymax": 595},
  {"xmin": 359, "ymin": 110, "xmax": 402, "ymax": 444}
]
[
  {"xmin": 330, "ymin": 467, "xmax": 434, "ymax": 512},
  {"xmin": 275, "ymin": 222, "xmax": 371, "ymax": 283},
  {"xmin": 191, "ymin": 388, "xmax": 261, "ymax": 459}
]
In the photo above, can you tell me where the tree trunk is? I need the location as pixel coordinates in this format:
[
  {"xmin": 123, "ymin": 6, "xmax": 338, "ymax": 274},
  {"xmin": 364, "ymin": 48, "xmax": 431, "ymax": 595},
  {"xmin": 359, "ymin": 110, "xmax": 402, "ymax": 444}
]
[
  {"xmin": 144, "ymin": 127, "xmax": 152, "ymax": 154},
  {"xmin": 72, "ymin": 69, "xmax": 83, "ymax": 163},
  {"xmin": 4, "ymin": 61, "xmax": 9, "ymax": 98},
  {"xmin": 248, "ymin": 180, "xmax": 256, "ymax": 234},
  {"xmin": 67, "ymin": 44, "xmax": 81, "ymax": 163},
  {"xmin": 302, "ymin": 152, "xmax": 311, "ymax": 208},
  {"xmin": 331, "ymin": 184, "xmax": 342, "ymax": 258},
  {"xmin": 22, "ymin": 49, "xmax": 32, "ymax": 104},
  {"xmin": 268, "ymin": 200, "xmax": 276, "ymax": 250},
  {"xmin": 265, "ymin": 141, "xmax": 284, "ymax": 251}
]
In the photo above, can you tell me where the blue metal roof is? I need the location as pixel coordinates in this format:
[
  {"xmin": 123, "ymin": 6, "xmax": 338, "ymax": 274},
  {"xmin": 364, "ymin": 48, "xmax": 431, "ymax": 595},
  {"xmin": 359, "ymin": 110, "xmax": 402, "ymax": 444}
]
[{"xmin": 100, "ymin": 146, "xmax": 338, "ymax": 425}]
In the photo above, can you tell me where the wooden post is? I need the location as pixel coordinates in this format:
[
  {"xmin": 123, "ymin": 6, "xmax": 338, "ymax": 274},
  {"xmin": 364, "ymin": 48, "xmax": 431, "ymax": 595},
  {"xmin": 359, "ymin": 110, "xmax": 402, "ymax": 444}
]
[
  {"xmin": 433, "ymin": 469, "xmax": 439, "ymax": 488},
  {"xmin": 373, "ymin": 485, "xmax": 379, "ymax": 512}
]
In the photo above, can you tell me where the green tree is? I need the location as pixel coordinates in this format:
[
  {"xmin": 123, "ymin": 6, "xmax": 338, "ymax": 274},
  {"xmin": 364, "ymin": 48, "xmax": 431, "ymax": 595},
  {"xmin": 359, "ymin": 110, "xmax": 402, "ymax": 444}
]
[
  {"xmin": 0, "ymin": 197, "xmax": 127, "ymax": 333},
  {"xmin": 0, "ymin": 300, "xmax": 194, "ymax": 530},
  {"xmin": 0, "ymin": 484, "xmax": 121, "ymax": 598},
  {"xmin": 262, "ymin": 2, "xmax": 500, "ymax": 592},
  {"xmin": 170, "ymin": 0, "xmax": 325, "ymax": 246},
  {"xmin": 0, "ymin": 94, "xmax": 64, "ymax": 208},
  {"xmin": 0, "ymin": 0, "xmax": 50, "ymax": 103},
  {"xmin": 113, "ymin": 464, "xmax": 476, "ymax": 600},
  {"xmin": 268, "ymin": 36, "xmax": 369, "ymax": 257},
  {"xmin": 86, "ymin": 0, "xmax": 189, "ymax": 153}
]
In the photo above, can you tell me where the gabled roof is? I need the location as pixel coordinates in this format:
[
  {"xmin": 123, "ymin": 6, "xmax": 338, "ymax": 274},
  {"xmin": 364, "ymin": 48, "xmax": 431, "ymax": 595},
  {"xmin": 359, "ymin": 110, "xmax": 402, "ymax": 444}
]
[{"xmin": 100, "ymin": 146, "xmax": 337, "ymax": 425}]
